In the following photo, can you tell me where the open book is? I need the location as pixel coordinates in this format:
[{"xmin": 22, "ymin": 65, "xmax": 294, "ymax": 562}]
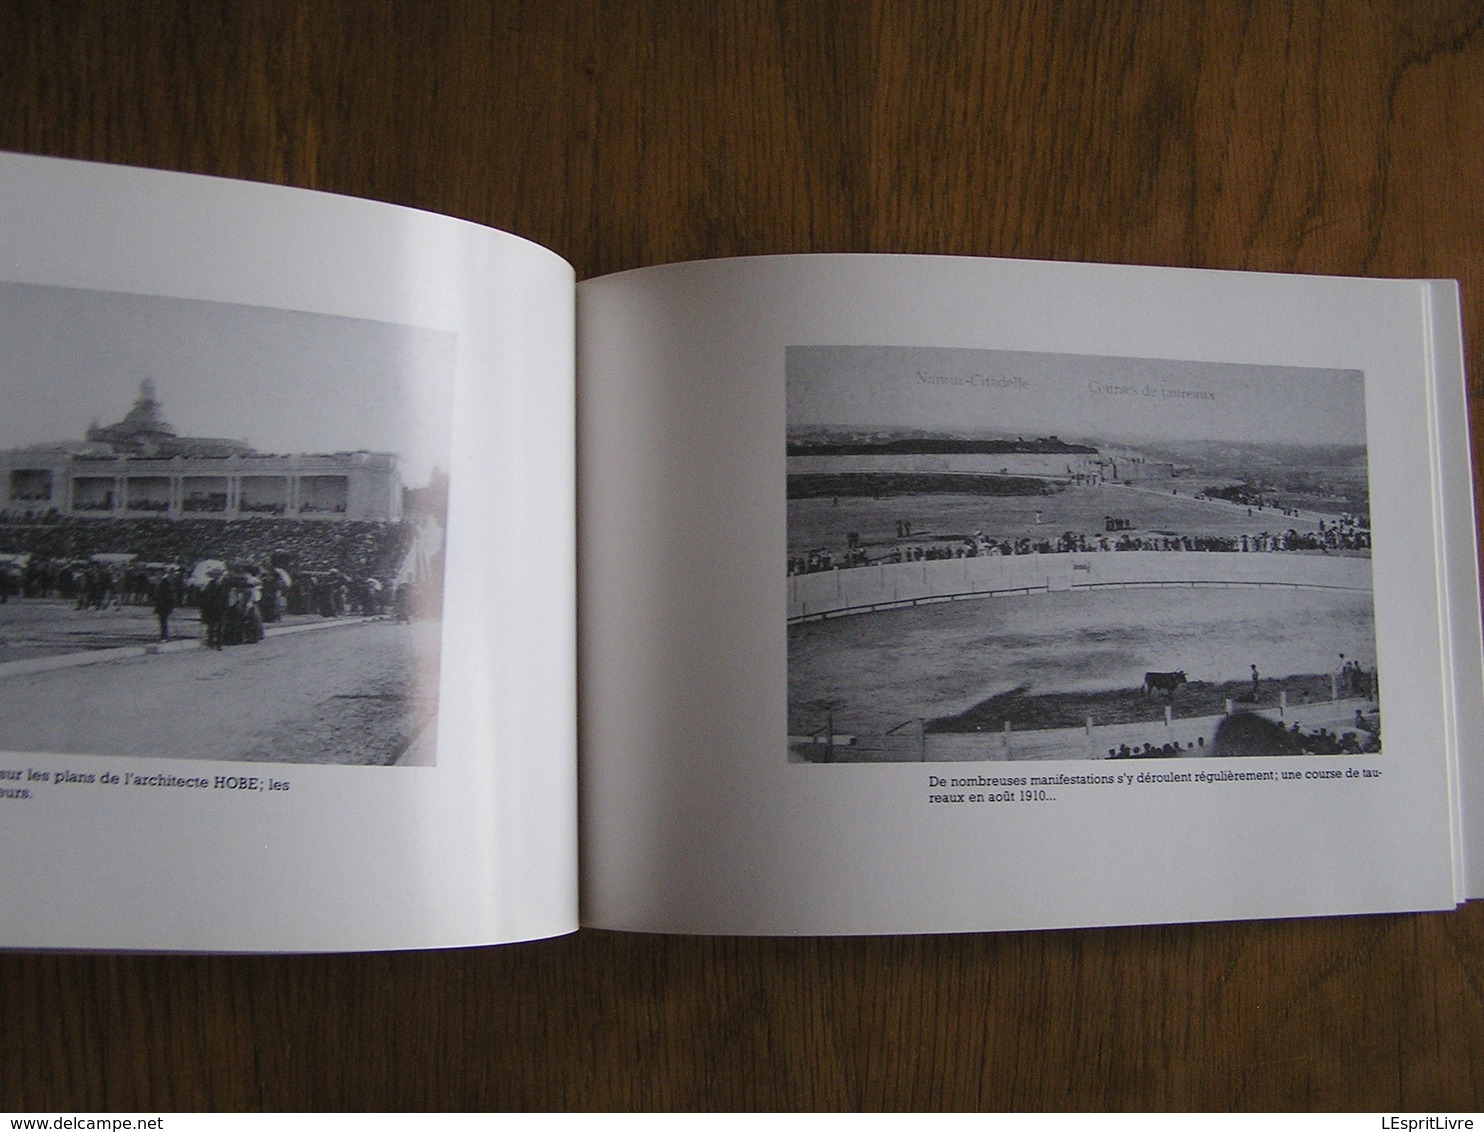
[{"xmin": 0, "ymin": 152, "xmax": 1480, "ymax": 951}]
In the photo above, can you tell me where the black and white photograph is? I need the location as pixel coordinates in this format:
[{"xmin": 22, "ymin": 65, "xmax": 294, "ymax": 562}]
[
  {"xmin": 0, "ymin": 282, "xmax": 454, "ymax": 766},
  {"xmin": 787, "ymin": 345, "xmax": 1380, "ymax": 763}
]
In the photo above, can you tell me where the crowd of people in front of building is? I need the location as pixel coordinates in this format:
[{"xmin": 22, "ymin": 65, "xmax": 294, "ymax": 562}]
[
  {"xmin": 0, "ymin": 515, "xmax": 438, "ymax": 646},
  {"xmin": 0, "ymin": 514, "xmax": 417, "ymax": 584}
]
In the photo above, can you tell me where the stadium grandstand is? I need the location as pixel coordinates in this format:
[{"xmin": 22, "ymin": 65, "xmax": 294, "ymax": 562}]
[
  {"xmin": 0, "ymin": 382, "xmax": 444, "ymax": 612},
  {"xmin": 1, "ymin": 380, "xmax": 401, "ymax": 523}
]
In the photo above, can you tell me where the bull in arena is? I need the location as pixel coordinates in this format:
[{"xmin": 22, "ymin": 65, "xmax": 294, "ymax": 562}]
[{"xmin": 1144, "ymin": 670, "xmax": 1188, "ymax": 700}]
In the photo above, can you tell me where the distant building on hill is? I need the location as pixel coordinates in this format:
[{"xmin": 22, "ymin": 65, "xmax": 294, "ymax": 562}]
[{"xmin": 0, "ymin": 380, "xmax": 401, "ymax": 522}]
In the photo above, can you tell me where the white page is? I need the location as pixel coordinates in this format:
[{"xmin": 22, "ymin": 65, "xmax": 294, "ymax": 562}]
[
  {"xmin": 577, "ymin": 254, "xmax": 1468, "ymax": 934},
  {"xmin": 0, "ymin": 154, "xmax": 577, "ymax": 950},
  {"xmin": 1422, "ymin": 283, "xmax": 1484, "ymax": 898}
]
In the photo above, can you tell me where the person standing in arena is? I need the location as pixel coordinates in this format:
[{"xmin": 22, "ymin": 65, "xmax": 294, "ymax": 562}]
[
  {"xmin": 153, "ymin": 568, "xmax": 177, "ymax": 641},
  {"xmin": 200, "ymin": 575, "xmax": 225, "ymax": 649}
]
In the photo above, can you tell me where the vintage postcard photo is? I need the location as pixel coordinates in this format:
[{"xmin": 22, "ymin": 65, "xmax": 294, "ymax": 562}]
[
  {"xmin": 0, "ymin": 283, "xmax": 453, "ymax": 766},
  {"xmin": 787, "ymin": 345, "xmax": 1378, "ymax": 763}
]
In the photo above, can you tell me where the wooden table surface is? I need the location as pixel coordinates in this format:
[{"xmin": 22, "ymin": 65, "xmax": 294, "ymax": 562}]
[{"xmin": 2, "ymin": 0, "xmax": 1483, "ymax": 1112}]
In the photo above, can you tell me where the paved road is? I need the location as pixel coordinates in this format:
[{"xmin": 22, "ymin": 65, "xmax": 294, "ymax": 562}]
[{"xmin": 0, "ymin": 618, "xmax": 441, "ymax": 765}]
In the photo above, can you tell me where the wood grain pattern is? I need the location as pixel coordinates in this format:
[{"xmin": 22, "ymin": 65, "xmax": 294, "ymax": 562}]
[{"xmin": 1, "ymin": 0, "xmax": 1483, "ymax": 1111}]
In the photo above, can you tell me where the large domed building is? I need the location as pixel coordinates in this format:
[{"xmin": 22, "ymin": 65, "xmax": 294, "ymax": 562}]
[
  {"xmin": 81, "ymin": 378, "xmax": 252, "ymax": 459},
  {"xmin": 1, "ymin": 381, "xmax": 401, "ymax": 522}
]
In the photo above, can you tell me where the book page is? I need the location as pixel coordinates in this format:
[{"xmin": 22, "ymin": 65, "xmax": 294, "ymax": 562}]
[
  {"xmin": 577, "ymin": 254, "xmax": 1469, "ymax": 934},
  {"xmin": 0, "ymin": 154, "xmax": 577, "ymax": 950},
  {"xmin": 1422, "ymin": 282, "xmax": 1484, "ymax": 899}
]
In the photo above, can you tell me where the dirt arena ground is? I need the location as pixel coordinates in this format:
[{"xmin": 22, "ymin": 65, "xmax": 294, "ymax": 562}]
[{"xmin": 0, "ymin": 601, "xmax": 439, "ymax": 765}]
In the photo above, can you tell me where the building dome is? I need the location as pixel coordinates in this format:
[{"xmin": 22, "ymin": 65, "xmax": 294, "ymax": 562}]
[{"xmin": 85, "ymin": 381, "xmax": 253, "ymax": 458}]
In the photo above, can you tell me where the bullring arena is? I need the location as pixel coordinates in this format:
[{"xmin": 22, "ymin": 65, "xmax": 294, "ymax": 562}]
[{"xmin": 786, "ymin": 439, "xmax": 1380, "ymax": 763}]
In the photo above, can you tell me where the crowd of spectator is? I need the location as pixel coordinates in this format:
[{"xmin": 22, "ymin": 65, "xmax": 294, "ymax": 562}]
[
  {"xmin": 1104, "ymin": 713, "xmax": 1380, "ymax": 759},
  {"xmin": 1, "ymin": 515, "xmax": 415, "ymax": 578},
  {"xmin": 1107, "ymin": 738, "xmax": 1209, "ymax": 758},
  {"xmin": 787, "ymin": 513, "xmax": 1371, "ymax": 576},
  {"xmin": 0, "ymin": 516, "xmax": 429, "ymax": 618}
]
